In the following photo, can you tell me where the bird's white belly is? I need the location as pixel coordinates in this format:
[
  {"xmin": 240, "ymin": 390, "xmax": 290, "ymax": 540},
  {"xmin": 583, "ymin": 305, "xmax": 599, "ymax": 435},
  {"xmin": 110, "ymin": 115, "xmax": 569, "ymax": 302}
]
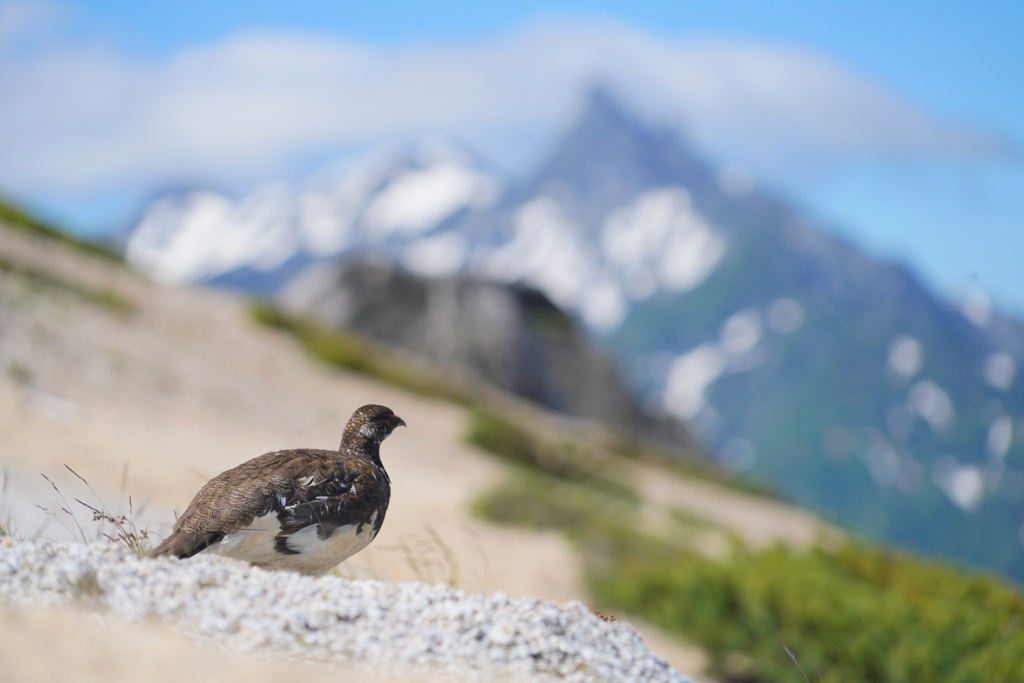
[{"xmin": 202, "ymin": 511, "xmax": 380, "ymax": 575}]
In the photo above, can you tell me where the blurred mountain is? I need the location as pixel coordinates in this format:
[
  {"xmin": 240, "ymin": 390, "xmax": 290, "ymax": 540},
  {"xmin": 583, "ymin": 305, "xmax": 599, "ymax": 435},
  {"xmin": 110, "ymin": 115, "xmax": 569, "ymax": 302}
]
[
  {"xmin": 280, "ymin": 257, "xmax": 693, "ymax": 449},
  {"xmin": 126, "ymin": 142, "xmax": 500, "ymax": 293},
  {"xmin": 123, "ymin": 87, "xmax": 1024, "ymax": 582}
]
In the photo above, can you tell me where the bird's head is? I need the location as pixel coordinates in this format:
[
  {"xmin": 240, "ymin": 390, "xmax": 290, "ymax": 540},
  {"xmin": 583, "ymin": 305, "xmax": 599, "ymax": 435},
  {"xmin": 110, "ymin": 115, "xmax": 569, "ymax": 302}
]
[{"xmin": 344, "ymin": 404, "xmax": 407, "ymax": 447}]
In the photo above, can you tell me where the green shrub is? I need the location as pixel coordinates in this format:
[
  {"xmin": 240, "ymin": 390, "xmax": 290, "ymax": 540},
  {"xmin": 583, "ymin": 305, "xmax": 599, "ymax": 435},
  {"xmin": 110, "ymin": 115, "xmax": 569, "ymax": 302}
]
[
  {"xmin": 0, "ymin": 197, "xmax": 122, "ymax": 263},
  {"xmin": 465, "ymin": 409, "xmax": 637, "ymax": 501},
  {"xmin": 471, "ymin": 468, "xmax": 638, "ymax": 540},
  {"xmin": 249, "ymin": 302, "xmax": 469, "ymax": 403},
  {"xmin": 592, "ymin": 538, "xmax": 1024, "ymax": 683}
]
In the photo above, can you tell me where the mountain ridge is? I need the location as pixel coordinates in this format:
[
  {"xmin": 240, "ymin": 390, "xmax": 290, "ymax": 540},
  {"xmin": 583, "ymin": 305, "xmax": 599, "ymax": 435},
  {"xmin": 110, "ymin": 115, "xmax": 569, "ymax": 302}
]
[{"xmin": 120, "ymin": 87, "xmax": 1024, "ymax": 583}]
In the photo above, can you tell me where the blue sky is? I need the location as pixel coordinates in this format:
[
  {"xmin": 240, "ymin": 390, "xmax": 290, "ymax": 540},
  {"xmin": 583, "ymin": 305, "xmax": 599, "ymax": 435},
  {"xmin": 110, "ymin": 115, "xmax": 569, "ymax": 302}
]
[{"xmin": 2, "ymin": 0, "xmax": 1023, "ymax": 314}]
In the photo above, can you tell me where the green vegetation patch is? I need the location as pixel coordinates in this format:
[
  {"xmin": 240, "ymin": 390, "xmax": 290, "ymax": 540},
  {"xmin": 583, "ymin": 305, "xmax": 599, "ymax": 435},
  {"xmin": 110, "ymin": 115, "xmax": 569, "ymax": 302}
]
[
  {"xmin": 0, "ymin": 197, "xmax": 123, "ymax": 263},
  {"xmin": 472, "ymin": 467, "xmax": 639, "ymax": 540},
  {"xmin": 0, "ymin": 255, "xmax": 135, "ymax": 315},
  {"xmin": 249, "ymin": 302, "xmax": 471, "ymax": 403},
  {"xmin": 595, "ymin": 536, "xmax": 1024, "ymax": 683},
  {"xmin": 466, "ymin": 409, "xmax": 638, "ymax": 502}
]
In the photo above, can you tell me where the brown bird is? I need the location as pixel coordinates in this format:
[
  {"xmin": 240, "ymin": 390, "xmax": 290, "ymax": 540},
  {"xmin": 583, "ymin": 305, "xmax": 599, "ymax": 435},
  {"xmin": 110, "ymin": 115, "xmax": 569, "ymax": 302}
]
[{"xmin": 153, "ymin": 404, "xmax": 405, "ymax": 575}]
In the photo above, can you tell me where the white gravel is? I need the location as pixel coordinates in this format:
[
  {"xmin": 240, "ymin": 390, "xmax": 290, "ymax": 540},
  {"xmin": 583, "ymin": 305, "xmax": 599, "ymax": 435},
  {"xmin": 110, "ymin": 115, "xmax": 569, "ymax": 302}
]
[{"xmin": 0, "ymin": 536, "xmax": 691, "ymax": 682}]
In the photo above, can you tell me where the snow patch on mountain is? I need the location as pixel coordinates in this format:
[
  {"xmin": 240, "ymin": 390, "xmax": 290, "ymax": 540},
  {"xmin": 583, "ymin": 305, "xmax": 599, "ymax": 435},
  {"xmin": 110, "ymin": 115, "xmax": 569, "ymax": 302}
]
[
  {"xmin": 984, "ymin": 352, "xmax": 1016, "ymax": 391},
  {"xmin": 933, "ymin": 458, "xmax": 986, "ymax": 511},
  {"xmin": 602, "ymin": 188, "xmax": 725, "ymax": 298},
  {"xmin": 298, "ymin": 155, "xmax": 396, "ymax": 256},
  {"xmin": 664, "ymin": 344, "xmax": 727, "ymax": 421},
  {"xmin": 479, "ymin": 187, "xmax": 727, "ymax": 330},
  {"xmin": 765, "ymin": 297, "xmax": 804, "ymax": 334},
  {"xmin": 363, "ymin": 161, "xmax": 496, "ymax": 237},
  {"xmin": 908, "ymin": 380, "xmax": 956, "ymax": 434},
  {"xmin": 961, "ymin": 289, "xmax": 993, "ymax": 328},
  {"xmin": 126, "ymin": 187, "xmax": 300, "ymax": 285},
  {"xmin": 888, "ymin": 335, "xmax": 924, "ymax": 379},
  {"xmin": 662, "ymin": 309, "xmax": 770, "ymax": 422},
  {"xmin": 403, "ymin": 232, "xmax": 468, "ymax": 277},
  {"xmin": 579, "ymin": 272, "xmax": 628, "ymax": 331},
  {"xmin": 988, "ymin": 415, "xmax": 1014, "ymax": 459},
  {"xmin": 720, "ymin": 310, "xmax": 762, "ymax": 357},
  {"xmin": 864, "ymin": 436, "xmax": 902, "ymax": 488},
  {"xmin": 484, "ymin": 196, "xmax": 605, "ymax": 322}
]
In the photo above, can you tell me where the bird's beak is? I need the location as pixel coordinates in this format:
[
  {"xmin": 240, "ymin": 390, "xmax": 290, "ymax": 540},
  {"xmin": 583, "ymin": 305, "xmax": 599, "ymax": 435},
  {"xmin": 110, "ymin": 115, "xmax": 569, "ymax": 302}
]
[{"xmin": 395, "ymin": 417, "xmax": 407, "ymax": 428}]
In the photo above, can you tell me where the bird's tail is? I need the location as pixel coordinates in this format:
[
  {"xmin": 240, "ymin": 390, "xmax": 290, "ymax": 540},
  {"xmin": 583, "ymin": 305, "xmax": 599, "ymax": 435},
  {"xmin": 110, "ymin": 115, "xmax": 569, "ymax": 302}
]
[{"xmin": 152, "ymin": 530, "xmax": 224, "ymax": 558}]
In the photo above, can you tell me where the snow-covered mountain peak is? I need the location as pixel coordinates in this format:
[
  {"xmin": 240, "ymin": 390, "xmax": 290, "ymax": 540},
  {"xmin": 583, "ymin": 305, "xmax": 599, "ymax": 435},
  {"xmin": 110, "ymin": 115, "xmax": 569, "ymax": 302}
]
[{"xmin": 125, "ymin": 140, "xmax": 499, "ymax": 284}]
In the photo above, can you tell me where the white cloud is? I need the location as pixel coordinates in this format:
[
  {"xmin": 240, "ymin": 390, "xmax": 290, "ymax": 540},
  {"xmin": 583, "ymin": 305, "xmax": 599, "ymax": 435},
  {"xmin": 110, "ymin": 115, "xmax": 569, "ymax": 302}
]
[{"xmin": 0, "ymin": 11, "xmax": 1014, "ymax": 198}]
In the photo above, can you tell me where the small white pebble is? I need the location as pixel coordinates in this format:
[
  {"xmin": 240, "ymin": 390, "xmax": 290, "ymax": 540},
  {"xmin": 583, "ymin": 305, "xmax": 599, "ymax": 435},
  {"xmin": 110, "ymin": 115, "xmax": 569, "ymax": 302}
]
[{"xmin": 487, "ymin": 623, "xmax": 515, "ymax": 646}]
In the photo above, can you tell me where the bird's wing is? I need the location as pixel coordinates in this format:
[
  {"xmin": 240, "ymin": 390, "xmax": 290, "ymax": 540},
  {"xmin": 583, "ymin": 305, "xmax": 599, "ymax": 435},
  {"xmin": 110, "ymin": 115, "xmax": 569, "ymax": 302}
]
[
  {"xmin": 153, "ymin": 450, "xmax": 386, "ymax": 559},
  {"xmin": 273, "ymin": 459, "xmax": 388, "ymax": 544}
]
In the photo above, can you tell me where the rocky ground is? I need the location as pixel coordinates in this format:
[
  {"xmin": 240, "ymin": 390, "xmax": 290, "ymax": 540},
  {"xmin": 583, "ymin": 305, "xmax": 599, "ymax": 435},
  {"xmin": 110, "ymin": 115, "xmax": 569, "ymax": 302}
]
[{"xmin": 0, "ymin": 537, "xmax": 689, "ymax": 683}]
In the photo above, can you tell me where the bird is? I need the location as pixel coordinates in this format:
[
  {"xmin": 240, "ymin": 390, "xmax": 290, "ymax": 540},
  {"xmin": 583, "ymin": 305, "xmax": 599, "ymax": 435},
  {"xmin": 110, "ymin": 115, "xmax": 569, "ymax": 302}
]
[{"xmin": 153, "ymin": 404, "xmax": 406, "ymax": 575}]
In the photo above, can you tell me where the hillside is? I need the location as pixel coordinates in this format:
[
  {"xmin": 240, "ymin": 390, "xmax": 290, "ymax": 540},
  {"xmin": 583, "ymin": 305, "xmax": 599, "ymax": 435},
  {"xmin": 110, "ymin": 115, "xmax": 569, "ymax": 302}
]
[
  {"xmin": 5, "ymin": 207, "xmax": 1024, "ymax": 682},
  {"xmin": 0, "ymin": 206, "xmax": 802, "ymax": 680},
  {"xmin": 121, "ymin": 88, "xmax": 1024, "ymax": 584}
]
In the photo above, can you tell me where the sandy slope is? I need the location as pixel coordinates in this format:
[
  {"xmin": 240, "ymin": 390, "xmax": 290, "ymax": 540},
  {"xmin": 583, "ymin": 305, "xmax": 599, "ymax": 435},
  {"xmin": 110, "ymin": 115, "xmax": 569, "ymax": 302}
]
[
  {"xmin": 0, "ymin": 604, "xmax": 428, "ymax": 683},
  {"xmin": 0, "ymin": 224, "xmax": 830, "ymax": 680},
  {"xmin": 0, "ymin": 225, "xmax": 582, "ymax": 602}
]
